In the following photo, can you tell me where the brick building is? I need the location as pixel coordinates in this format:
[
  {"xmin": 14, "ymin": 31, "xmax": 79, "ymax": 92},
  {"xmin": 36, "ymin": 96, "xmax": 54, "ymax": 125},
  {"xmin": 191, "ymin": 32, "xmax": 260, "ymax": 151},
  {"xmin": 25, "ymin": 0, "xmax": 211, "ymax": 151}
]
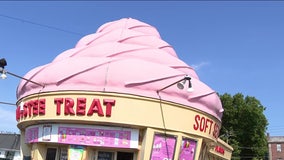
[{"xmin": 268, "ymin": 135, "xmax": 284, "ymax": 160}]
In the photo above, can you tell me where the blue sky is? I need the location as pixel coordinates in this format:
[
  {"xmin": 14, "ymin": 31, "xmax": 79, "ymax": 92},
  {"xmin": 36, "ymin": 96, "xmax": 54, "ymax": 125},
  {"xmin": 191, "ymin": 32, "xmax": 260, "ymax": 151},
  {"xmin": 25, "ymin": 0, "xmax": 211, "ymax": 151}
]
[{"xmin": 0, "ymin": 1, "xmax": 283, "ymax": 136}]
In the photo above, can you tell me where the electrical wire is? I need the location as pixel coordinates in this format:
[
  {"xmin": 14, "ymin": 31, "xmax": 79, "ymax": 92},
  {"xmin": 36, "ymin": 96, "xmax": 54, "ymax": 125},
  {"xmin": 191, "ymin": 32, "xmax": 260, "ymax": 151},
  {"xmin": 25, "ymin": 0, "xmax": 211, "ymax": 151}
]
[
  {"xmin": 0, "ymin": 13, "xmax": 84, "ymax": 36},
  {"xmin": 156, "ymin": 91, "xmax": 170, "ymax": 159},
  {"xmin": 0, "ymin": 101, "xmax": 16, "ymax": 106}
]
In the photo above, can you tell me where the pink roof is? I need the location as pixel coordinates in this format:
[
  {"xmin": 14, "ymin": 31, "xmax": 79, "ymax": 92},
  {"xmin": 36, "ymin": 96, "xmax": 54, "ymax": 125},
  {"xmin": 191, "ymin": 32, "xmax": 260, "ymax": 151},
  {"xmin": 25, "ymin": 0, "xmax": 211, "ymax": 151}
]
[{"xmin": 17, "ymin": 18, "xmax": 223, "ymax": 120}]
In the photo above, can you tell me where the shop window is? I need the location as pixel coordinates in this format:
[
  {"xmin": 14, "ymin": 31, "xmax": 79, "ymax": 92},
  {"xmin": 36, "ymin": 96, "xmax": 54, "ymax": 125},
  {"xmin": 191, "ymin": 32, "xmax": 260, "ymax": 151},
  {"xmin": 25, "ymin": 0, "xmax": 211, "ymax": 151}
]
[
  {"xmin": 23, "ymin": 156, "xmax": 31, "ymax": 160},
  {"xmin": 277, "ymin": 144, "xmax": 282, "ymax": 152},
  {"xmin": 117, "ymin": 152, "xmax": 133, "ymax": 160},
  {"xmin": 6, "ymin": 151, "xmax": 15, "ymax": 159},
  {"xmin": 98, "ymin": 151, "xmax": 114, "ymax": 160},
  {"xmin": 69, "ymin": 146, "xmax": 85, "ymax": 160},
  {"xmin": 150, "ymin": 133, "xmax": 177, "ymax": 160},
  {"xmin": 46, "ymin": 148, "xmax": 57, "ymax": 160},
  {"xmin": 59, "ymin": 148, "xmax": 68, "ymax": 160},
  {"xmin": 179, "ymin": 138, "xmax": 197, "ymax": 160}
]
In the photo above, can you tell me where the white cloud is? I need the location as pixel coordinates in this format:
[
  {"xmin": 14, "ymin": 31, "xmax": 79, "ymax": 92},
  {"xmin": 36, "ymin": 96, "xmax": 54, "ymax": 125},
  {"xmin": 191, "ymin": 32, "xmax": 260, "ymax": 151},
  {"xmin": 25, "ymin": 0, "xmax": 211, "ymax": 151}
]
[{"xmin": 191, "ymin": 61, "xmax": 210, "ymax": 71}]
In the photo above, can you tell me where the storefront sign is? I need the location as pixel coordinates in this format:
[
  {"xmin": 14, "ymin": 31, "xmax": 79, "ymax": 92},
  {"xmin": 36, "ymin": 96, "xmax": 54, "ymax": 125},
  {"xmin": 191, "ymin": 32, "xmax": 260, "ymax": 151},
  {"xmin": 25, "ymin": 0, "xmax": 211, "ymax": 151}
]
[
  {"xmin": 16, "ymin": 97, "xmax": 115, "ymax": 121},
  {"xmin": 25, "ymin": 124, "xmax": 139, "ymax": 149},
  {"xmin": 193, "ymin": 114, "xmax": 220, "ymax": 139},
  {"xmin": 58, "ymin": 127, "xmax": 132, "ymax": 148},
  {"xmin": 150, "ymin": 133, "xmax": 176, "ymax": 160}
]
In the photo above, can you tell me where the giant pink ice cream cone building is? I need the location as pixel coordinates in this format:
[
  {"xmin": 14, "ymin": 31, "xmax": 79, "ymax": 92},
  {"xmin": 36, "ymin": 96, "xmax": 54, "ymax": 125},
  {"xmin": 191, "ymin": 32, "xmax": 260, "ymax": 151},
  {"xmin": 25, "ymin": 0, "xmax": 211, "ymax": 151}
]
[{"xmin": 16, "ymin": 18, "xmax": 232, "ymax": 160}]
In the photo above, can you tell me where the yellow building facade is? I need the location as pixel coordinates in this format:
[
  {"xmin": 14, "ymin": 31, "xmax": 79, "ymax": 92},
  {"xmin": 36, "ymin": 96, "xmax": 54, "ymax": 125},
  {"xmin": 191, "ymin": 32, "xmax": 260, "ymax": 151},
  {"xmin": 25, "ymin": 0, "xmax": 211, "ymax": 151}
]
[{"xmin": 16, "ymin": 91, "xmax": 232, "ymax": 160}]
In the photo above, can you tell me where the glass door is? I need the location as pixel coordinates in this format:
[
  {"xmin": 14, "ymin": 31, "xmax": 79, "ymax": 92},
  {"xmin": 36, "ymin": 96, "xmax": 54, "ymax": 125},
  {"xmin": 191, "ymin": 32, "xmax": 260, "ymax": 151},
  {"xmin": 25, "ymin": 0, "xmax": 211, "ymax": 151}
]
[
  {"xmin": 117, "ymin": 152, "xmax": 133, "ymax": 160},
  {"xmin": 97, "ymin": 151, "xmax": 114, "ymax": 160},
  {"xmin": 46, "ymin": 148, "xmax": 57, "ymax": 160}
]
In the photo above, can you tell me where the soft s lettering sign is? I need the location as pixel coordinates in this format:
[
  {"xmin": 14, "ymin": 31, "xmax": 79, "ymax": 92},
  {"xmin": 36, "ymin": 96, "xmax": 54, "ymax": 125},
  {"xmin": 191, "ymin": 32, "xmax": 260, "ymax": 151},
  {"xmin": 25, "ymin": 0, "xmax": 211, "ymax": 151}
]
[{"xmin": 193, "ymin": 114, "xmax": 220, "ymax": 139}]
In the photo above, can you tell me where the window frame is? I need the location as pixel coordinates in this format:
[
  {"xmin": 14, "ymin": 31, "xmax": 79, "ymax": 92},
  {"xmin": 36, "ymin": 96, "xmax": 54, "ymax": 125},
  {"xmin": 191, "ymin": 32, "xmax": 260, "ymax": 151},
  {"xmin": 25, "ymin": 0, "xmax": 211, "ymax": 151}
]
[{"xmin": 277, "ymin": 144, "xmax": 282, "ymax": 152}]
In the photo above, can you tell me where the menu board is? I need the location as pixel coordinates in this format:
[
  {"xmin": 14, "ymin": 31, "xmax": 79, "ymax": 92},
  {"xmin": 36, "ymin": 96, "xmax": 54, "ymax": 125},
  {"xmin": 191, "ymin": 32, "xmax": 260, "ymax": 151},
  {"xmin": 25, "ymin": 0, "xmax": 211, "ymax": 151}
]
[
  {"xmin": 179, "ymin": 138, "xmax": 197, "ymax": 160},
  {"xmin": 150, "ymin": 133, "xmax": 176, "ymax": 160},
  {"xmin": 58, "ymin": 127, "xmax": 131, "ymax": 148},
  {"xmin": 25, "ymin": 127, "xmax": 39, "ymax": 143}
]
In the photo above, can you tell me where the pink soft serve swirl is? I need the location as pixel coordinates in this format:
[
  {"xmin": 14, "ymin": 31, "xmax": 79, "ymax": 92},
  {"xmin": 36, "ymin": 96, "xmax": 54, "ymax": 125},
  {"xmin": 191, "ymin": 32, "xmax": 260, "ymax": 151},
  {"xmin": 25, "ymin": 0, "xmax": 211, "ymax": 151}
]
[{"xmin": 17, "ymin": 18, "xmax": 223, "ymax": 120}]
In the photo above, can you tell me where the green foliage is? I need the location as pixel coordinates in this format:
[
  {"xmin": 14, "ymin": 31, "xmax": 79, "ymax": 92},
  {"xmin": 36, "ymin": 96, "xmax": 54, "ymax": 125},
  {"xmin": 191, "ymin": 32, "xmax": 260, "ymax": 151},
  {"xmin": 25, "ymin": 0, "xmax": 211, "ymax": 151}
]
[{"xmin": 219, "ymin": 93, "xmax": 268, "ymax": 160}]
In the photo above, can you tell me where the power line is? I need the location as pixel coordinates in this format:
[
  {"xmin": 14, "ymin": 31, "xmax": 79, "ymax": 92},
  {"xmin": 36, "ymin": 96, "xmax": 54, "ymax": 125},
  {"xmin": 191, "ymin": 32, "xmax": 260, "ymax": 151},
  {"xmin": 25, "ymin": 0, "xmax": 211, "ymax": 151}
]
[
  {"xmin": 0, "ymin": 13, "xmax": 84, "ymax": 36},
  {"xmin": 0, "ymin": 101, "xmax": 16, "ymax": 106}
]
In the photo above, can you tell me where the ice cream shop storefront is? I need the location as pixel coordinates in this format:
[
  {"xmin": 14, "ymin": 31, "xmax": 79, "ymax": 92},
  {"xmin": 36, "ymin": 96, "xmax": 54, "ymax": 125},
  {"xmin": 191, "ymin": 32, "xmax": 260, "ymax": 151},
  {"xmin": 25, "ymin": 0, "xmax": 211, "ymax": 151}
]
[{"xmin": 15, "ymin": 18, "xmax": 233, "ymax": 160}]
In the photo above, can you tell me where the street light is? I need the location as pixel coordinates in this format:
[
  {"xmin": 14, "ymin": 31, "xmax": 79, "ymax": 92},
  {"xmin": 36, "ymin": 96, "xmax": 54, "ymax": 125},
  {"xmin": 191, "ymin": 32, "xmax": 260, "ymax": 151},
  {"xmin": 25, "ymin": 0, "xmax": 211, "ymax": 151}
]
[
  {"xmin": 0, "ymin": 58, "xmax": 45, "ymax": 87},
  {"xmin": 0, "ymin": 58, "xmax": 45, "ymax": 107}
]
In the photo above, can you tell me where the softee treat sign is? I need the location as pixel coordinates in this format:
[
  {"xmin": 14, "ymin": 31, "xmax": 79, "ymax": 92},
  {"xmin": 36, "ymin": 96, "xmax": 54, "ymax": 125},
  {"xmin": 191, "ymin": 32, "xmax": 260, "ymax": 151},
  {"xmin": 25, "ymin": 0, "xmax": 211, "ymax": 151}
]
[{"xmin": 16, "ymin": 96, "xmax": 116, "ymax": 121}]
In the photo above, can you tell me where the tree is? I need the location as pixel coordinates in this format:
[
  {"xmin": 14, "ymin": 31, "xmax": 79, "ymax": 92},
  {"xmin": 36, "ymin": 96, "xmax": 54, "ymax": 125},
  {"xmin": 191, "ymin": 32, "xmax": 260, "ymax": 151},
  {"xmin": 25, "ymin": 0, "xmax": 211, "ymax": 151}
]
[{"xmin": 219, "ymin": 93, "xmax": 268, "ymax": 160}]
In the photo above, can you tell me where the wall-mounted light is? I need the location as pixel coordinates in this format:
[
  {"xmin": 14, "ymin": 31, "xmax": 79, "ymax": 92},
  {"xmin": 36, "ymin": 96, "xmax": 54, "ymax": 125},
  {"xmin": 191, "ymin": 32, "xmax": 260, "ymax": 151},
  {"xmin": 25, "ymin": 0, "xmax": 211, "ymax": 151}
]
[
  {"xmin": 0, "ymin": 58, "xmax": 45, "ymax": 87},
  {"xmin": 177, "ymin": 75, "xmax": 194, "ymax": 92},
  {"xmin": 156, "ymin": 74, "xmax": 194, "ymax": 160},
  {"xmin": 177, "ymin": 79, "xmax": 186, "ymax": 89},
  {"xmin": 157, "ymin": 75, "xmax": 193, "ymax": 93}
]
